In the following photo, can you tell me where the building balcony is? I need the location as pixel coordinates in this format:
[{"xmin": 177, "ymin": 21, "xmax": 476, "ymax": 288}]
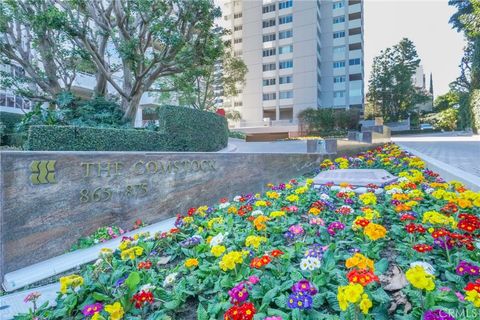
[
  {"xmin": 349, "ymin": 3, "xmax": 362, "ymax": 14},
  {"xmin": 348, "ymin": 34, "xmax": 362, "ymax": 44},
  {"xmin": 349, "ymin": 49, "xmax": 362, "ymax": 59},
  {"xmin": 333, "ymin": 67, "xmax": 346, "ymax": 76},
  {"xmin": 348, "ymin": 18, "xmax": 362, "ymax": 29},
  {"xmin": 333, "ymin": 82, "xmax": 346, "ymax": 91},
  {"xmin": 333, "ymin": 37, "xmax": 347, "ymax": 47},
  {"xmin": 349, "ymin": 64, "xmax": 362, "ymax": 74},
  {"xmin": 333, "ymin": 7, "xmax": 346, "ymax": 16},
  {"xmin": 332, "ymin": 22, "xmax": 346, "ymax": 32}
]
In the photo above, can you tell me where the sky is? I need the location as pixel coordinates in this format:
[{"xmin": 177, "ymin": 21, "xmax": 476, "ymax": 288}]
[{"xmin": 364, "ymin": 0, "xmax": 467, "ymax": 97}]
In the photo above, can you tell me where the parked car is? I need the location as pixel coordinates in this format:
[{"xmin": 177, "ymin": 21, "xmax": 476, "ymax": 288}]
[{"xmin": 420, "ymin": 123, "xmax": 434, "ymax": 130}]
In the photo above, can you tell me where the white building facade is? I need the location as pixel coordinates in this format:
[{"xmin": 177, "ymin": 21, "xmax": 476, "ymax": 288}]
[{"xmin": 217, "ymin": 0, "xmax": 364, "ymax": 135}]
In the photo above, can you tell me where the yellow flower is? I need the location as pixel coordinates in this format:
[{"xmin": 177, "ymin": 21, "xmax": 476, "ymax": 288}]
[
  {"xmin": 185, "ymin": 258, "xmax": 199, "ymax": 268},
  {"xmin": 207, "ymin": 217, "xmax": 223, "ymax": 229},
  {"xmin": 285, "ymin": 183, "xmax": 292, "ymax": 189},
  {"xmin": 294, "ymin": 186, "xmax": 308, "ymax": 194},
  {"xmin": 219, "ymin": 251, "xmax": 245, "ymax": 271},
  {"xmin": 308, "ymin": 207, "xmax": 321, "ymax": 215},
  {"xmin": 59, "ymin": 275, "xmax": 84, "ymax": 294},
  {"xmin": 364, "ymin": 222, "xmax": 387, "ymax": 241},
  {"xmin": 118, "ymin": 239, "xmax": 130, "ymax": 251},
  {"xmin": 359, "ymin": 294, "xmax": 373, "ymax": 314},
  {"xmin": 465, "ymin": 289, "xmax": 480, "ymax": 307},
  {"xmin": 183, "ymin": 216, "xmax": 194, "ymax": 224},
  {"xmin": 227, "ymin": 206, "xmax": 238, "ymax": 214},
  {"xmin": 120, "ymin": 246, "xmax": 143, "ymax": 260},
  {"xmin": 91, "ymin": 313, "xmax": 103, "ymax": 320},
  {"xmin": 422, "ymin": 211, "xmax": 457, "ymax": 228},
  {"xmin": 105, "ymin": 302, "xmax": 124, "ymax": 320},
  {"xmin": 405, "ymin": 265, "xmax": 435, "ymax": 291},
  {"xmin": 99, "ymin": 248, "xmax": 113, "ymax": 258},
  {"xmin": 286, "ymin": 194, "xmax": 299, "ymax": 202},
  {"xmin": 197, "ymin": 205, "xmax": 209, "ymax": 217},
  {"xmin": 337, "ymin": 283, "xmax": 364, "ymax": 311},
  {"xmin": 211, "ymin": 245, "xmax": 226, "ymax": 257},
  {"xmin": 245, "ymin": 235, "xmax": 267, "ymax": 249},
  {"xmin": 345, "ymin": 253, "xmax": 375, "ymax": 271},
  {"xmin": 269, "ymin": 211, "xmax": 285, "ymax": 218},
  {"xmin": 359, "ymin": 192, "xmax": 377, "ymax": 205},
  {"xmin": 266, "ymin": 191, "xmax": 279, "ymax": 199},
  {"xmin": 255, "ymin": 200, "xmax": 267, "ymax": 207},
  {"xmin": 363, "ymin": 208, "xmax": 380, "ymax": 220},
  {"xmin": 253, "ymin": 215, "xmax": 269, "ymax": 231}
]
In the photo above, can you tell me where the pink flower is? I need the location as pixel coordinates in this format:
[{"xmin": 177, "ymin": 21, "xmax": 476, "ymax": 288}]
[
  {"xmin": 309, "ymin": 217, "xmax": 325, "ymax": 226},
  {"xmin": 24, "ymin": 292, "xmax": 41, "ymax": 303},
  {"xmin": 248, "ymin": 276, "xmax": 260, "ymax": 284},
  {"xmin": 288, "ymin": 224, "xmax": 304, "ymax": 235},
  {"xmin": 439, "ymin": 287, "xmax": 451, "ymax": 292},
  {"xmin": 455, "ymin": 291, "xmax": 465, "ymax": 301},
  {"xmin": 265, "ymin": 317, "xmax": 282, "ymax": 320}
]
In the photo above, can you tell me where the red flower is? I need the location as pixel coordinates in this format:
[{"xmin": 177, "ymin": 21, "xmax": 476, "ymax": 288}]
[
  {"xmin": 413, "ymin": 244, "xmax": 433, "ymax": 253},
  {"xmin": 347, "ymin": 269, "xmax": 379, "ymax": 286},
  {"xmin": 250, "ymin": 255, "xmax": 271, "ymax": 269},
  {"xmin": 355, "ymin": 217, "xmax": 370, "ymax": 227},
  {"xmin": 224, "ymin": 302, "xmax": 256, "ymax": 320},
  {"xmin": 270, "ymin": 249, "xmax": 284, "ymax": 257},
  {"xmin": 400, "ymin": 214, "xmax": 416, "ymax": 221},
  {"xmin": 432, "ymin": 229, "xmax": 449, "ymax": 239},
  {"xmin": 132, "ymin": 290, "xmax": 154, "ymax": 309},
  {"xmin": 405, "ymin": 223, "xmax": 417, "ymax": 233},
  {"xmin": 138, "ymin": 260, "xmax": 152, "ymax": 270},
  {"xmin": 220, "ymin": 198, "xmax": 229, "ymax": 203},
  {"xmin": 187, "ymin": 207, "xmax": 196, "ymax": 216}
]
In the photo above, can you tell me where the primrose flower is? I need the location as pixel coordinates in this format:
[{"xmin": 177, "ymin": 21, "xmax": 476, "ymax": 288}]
[
  {"xmin": 406, "ymin": 265, "xmax": 435, "ymax": 291},
  {"xmin": 363, "ymin": 222, "xmax": 387, "ymax": 240},
  {"xmin": 224, "ymin": 302, "xmax": 256, "ymax": 320},
  {"xmin": 184, "ymin": 258, "xmax": 199, "ymax": 268},
  {"xmin": 24, "ymin": 292, "xmax": 41, "ymax": 303},
  {"xmin": 359, "ymin": 192, "xmax": 377, "ymax": 205},
  {"xmin": 228, "ymin": 282, "xmax": 249, "ymax": 305},
  {"xmin": 253, "ymin": 215, "xmax": 269, "ymax": 231},
  {"xmin": 337, "ymin": 283, "xmax": 365, "ymax": 311},
  {"xmin": 220, "ymin": 251, "xmax": 246, "ymax": 271},
  {"xmin": 209, "ymin": 232, "xmax": 226, "ymax": 246},
  {"xmin": 82, "ymin": 303, "xmax": 103, "ymax": 316},
  {"xmin": 423, "ymin": 309, "xmax": 455, "ymax": 320},
  {"xmin": 211, "ymin": 245, "xmax": 226, "ymax": 257},
  {"xmin": 132, "ymin": 290, "xmax": 154, "ymax": 309},
  {"xmin": 456, "ymin": 261, "xmax": 480, "ymax": 276},
  {"xmin": 300, "ymin": 256, "xmax": 321, "ymax": 271},
  {"xmin": 120, "ymin": 246, "xmax": 143, "ymax": 260},
  {"xmin": 59, "ymin": 275, "xmax": 84, "ymax": 294},
  {"xmin": 245, "ymin": 235, "xmax": 267, "ymax": 249},
  {"xmin": 327, "ymin": 221, "xmax": 345, "ymax": 236},
  {"xmin": 163, "ymin": 272, "xmax": 178, "ymax": 287},
  {"xmin": 104, "ymin": 302, "xmax": 124, "ymax": 320}
]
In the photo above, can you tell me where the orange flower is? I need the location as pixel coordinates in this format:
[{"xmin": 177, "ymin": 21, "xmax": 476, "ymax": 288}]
[
  {"xmin": 364, "ymin": 223, "xmax": 387, "ymax": 241},
  {"xmin": 253, "ymin": 215, "xmax": 269, "ymax": 231}
]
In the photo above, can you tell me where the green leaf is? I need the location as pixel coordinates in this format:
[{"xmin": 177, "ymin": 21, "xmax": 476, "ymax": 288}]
[
  {"xmin": 125, "ymin": 272, "xmax": 140, "ymax": 291},
  {"xmin": 261, "ymin": 287, "xmax": 280, "ymax": 311},
  {"xmin": 197, "ymin": 303, "xmax": 209, "ymax": 320},
  {"xmin": 371, "ymin": 287, "xmax": 391, "ymax": 304},
  {"xmin": 374, "ymin": 258, "xmax": 389, "ymax": 274},
  {"xmin": 92, "ymin": 292, "xmax": 110, "ymax": 301}
]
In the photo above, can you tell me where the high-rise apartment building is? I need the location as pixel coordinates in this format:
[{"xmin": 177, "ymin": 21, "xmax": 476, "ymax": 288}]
[{"xmin": 216, "ymin": 0, "xmax": 364, "ymax": 136}]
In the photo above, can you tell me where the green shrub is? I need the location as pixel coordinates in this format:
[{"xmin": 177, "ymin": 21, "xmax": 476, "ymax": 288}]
[
  {"xmin": 26, "ymin": 106, "xmax": 229, "ymax": 151},
  {"xmin": 26, "ymin": 126, "xmax": 168, "ymax": 151},
  {"xmin": 228, "ymin": 130, "xmax": 246, "ymax": 139},
  {"xmin": 0, "ymin": 112, "xmax": 24, "ymax": 146},
  {"xmin": 157, "ymin": 105, "xmax": 228, "ymax": 152},
  {"xmin": 298, "ymin": 108, "xmax": 360, "ymax": 135}
]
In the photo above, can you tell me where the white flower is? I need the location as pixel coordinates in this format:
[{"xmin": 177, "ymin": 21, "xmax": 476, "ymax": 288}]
[
  {"xmin": 219, "ymin": 202, "xmax": 230, "ymax": 209},
  {"xmin": 411, "ymin": 261, "xmax": 435, "ymax": 275},
  {"xmin": 425, "ymin": 188, "xmax": 434, "ymax": 194},
  {"xmin": 233, "ymin": 196, "xmax": 242, "ymax": 202},
  {"xmin": 210, "ymin": 233, "xmax": 226, "ymax": 246},
  {"xmin": 141, "ymin": 283, "xmax": 156, "ymax": 292},
  {"xmin": 251, "ymin": 210, "xmax": 264, "ymax": 216},
  {"xmin": 163, "ymin": 273, "xmax": 178, "ymax": 287},
  {"xmin": 320, "ymin": 193, "xmax": 330, "ymax": 200},
  {"xmin": 339, "ymin": 187, "xmax": 353, "ymax": 193},
  {"xmin": 386, "ymin": 188, "xmax": 403, "ymax": 195},
  {"xmin": 300, "ymin": 257, "xmax": 321, "ymax": 271},
  {"xmin": 398, "ymin": 177, "xmax": 409, "ymax": 182}
]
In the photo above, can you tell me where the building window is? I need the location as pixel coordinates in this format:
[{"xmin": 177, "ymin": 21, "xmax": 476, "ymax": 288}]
[
  {"xmin": 262, "ymin": 48, "xmax": 276, "ymax": 57},
  {"xmin": 263, "ymin": 78, "xmax": 276, "ymax": 86},
  {"xmin": 279, "ymin": 45, "xmax": 293, "ymax": 54},
  {"xmin": 224, "ymin": 15, "xmax": 229, "ymax": 21},
  {"xmin": 262, "ymin": 63, "xmax": 276, "ymax": 71},
  {"xmin": 263, "ymin": 33, "xmax": 276, "ymax": 42},
  {"xmin": 349, "ymin": 88, "xmax": 362, "ymax": 96},
  {"xmin": 234, "ymin": 12, "xmax": 242, "ymax": 19},
  {"xmin": 334, "ymin": 90, "xmax": 345, "ymax": 98},
  {"xmin": 333, "ymin": 16, "xmax": 345, "ymax": 24},
  {"xmin": 279, "ymin": 29, "xmax": 293, "ymax": 39},
  {"xmin": 234, "ymin": 38, "xmax": 242, "ymax": 44},
  {"xmin": 349, "ymin": 73, "xmax": 362, "ymax": 81},
  {"xmin": 279, "ymin": 75, "xmax": 293, "ymax": 84},
  {"xmin": 262, "ymin": 19, "xmax": 276, "ymax": 28},
  {"xmin": 234, "ymin": 101, "xmax": 243, "ymax": 107},
  {"xmin": 234, "ymin": 50, "xmax": 242, "ymax": 56},
  {"xmin": 262, "ymin": 4, "xmax": 276, "ymax": 13},
  {"xmin": 333, "ymin": 61, "xmax": 346, "ymax": 68},
  {"xmin": 279, "ymin": 0, "xmax": 293, "ymax": 10},
  {"xmin": 333, "ymin": 1, "xmax": 344, "ymax": 9},
  {"xmin": 263, "ymin": 92, "xmax": 277, "ymax": 100},
  {"xmin": 349, "ymin": 58, "xmax": 361, "ymax": 65},
  {"xmin": 234, "ymin": 25, "xmax": 242, "ymax": 31},
  {"xmin": 333, "ymin": 31, "xmax": 346, "ymax": 39},
  {"xmin": 279, "ymin": 90, "xmax": 293, "ymax": 99},
  {"xmin": 279, "ymin": 107, "xmax": 293, "ymax": 120},
  {"xmin": 279, "ymin": 60, "xmax": 293, "ymax": 69},
  {"xmin": 279, "ymin": 14, "xmax": 293, "ymax": 25},
  {"xmin": 333, "ymin": 46, "xmax": 346, "ymax": 54},
  {"xmin": 334, "ymin": 75, "xmax": 346, "ymax": 83}
]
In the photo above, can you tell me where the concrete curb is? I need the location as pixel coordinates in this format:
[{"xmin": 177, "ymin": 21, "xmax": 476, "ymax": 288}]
[
  {"xmin": 2, "ymin": 217, "xmax": 176, "ymax": 292},
  {"xmin": 397, "ymin": 143, "xmax": 480, "ymax": 192}
]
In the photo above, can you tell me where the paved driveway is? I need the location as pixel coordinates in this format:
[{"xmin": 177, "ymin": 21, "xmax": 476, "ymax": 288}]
[{"xmin": 392, "ymin": 133, "xmax": 480, "ymax": 178}]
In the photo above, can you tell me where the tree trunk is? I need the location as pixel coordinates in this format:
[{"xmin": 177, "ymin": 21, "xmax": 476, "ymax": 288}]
[{"xmin": 121, "ymin": 93, "xmax": 143, "ymax": 125}]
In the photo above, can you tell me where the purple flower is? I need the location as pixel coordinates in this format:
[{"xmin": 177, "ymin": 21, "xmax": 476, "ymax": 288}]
[
  {"xmin": 423, "ymin": 309, "xmax": 455, "ymax": 320},
  {"xmin": 305, "ymin": 244, "xmax": 328, "ymax": 259},
  {"xmin": 179, "ymin": 235, "xmax": 202, "ymax": 248},
  {"xmin": 115, "ymin": 276, "xmax": 127, "ymax": 287},
  {"xmin": 287, "ymin": 292, "xmax": 313, "ymax": 309},
  {"xmin": 292, "ymin": 280, "xmax": 317, "ymax": 295},
  {"xmin": 344, "ymin": 198, "xmax": 354, "ymax": 205},
  {"xmin": 456, "ymin": 260, "xmax": 480, "ymax": 276},
  {"xmin": 327, "ymin": 221, "xmax": 345, "ymax": 236},
  {"xmin": 228, "ymin": 283, "xmax": 249, "ymax": 305},
  {"xmin": 82, "ymin": 303, "xmax": 103, "ymax": 316}
]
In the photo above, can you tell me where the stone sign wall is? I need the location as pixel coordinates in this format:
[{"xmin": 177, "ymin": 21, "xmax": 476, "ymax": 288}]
[{"xmin": 0, "ymin": 151, "xmax": 322, "ymax": 276}]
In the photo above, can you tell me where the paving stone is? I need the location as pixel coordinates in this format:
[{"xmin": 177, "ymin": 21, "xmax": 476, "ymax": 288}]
[{"xmin": 313, "ymin": 169, "xmax": 397, "ymax": 187}]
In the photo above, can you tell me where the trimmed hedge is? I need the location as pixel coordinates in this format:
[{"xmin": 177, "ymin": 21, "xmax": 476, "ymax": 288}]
[
  {"xmin": 26, "ymin": 106, "xmax": 229, "ymax": 151},
  {"xmin": 0, "ymin": 112, "xmax": 24, "ymax": 146},
  {"xmin": 157, "ymin": 105, "xmax": 228, "ymax": 152}
]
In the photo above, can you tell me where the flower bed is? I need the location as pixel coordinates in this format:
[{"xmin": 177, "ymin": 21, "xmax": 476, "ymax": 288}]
[{"xmin": 20, "ymin": 144, "xmax": 479, "ymax": 320}]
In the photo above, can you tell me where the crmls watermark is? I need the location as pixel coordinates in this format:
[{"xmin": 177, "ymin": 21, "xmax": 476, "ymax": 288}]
[{"xmin": 443, "ymin": 308, "xmax": 479, "ymax": 319}]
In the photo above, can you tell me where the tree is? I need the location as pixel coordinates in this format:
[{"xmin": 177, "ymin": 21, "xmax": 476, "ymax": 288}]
[
  {"xmin": 0, "ymin": 0, "xmax": 223, "ymax": 123},
  {"xmin": 434, "ymin": 91, "xmax": 460, "ymax": 112},
  {"xmin": 367, "ymin": 38, "xmax": 429, "ymax": 122},
  {"xmin": 162, "ymin": 48, "xmax": 247, "ymax": 111}
]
